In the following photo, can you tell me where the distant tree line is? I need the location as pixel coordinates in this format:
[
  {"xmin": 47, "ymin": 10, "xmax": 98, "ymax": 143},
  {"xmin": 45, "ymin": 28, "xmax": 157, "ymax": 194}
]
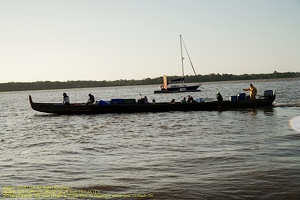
[
  {"xmin": 184, "ymin": 71, "xmax": 300, "ymax": 83},
  {"xmin": 0, "ymin": 71, "xmax": 299, "ymax": 92}
]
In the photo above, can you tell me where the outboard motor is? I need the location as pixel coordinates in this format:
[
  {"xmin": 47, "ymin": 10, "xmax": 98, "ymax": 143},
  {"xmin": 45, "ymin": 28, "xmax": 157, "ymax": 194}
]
[{"xmin": 263, "ymin": 90, "xmax": 275, "ymax": 99}]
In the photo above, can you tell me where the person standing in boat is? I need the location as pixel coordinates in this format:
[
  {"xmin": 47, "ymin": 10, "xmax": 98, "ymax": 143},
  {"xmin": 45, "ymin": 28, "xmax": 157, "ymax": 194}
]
[
  {"xmin": 86, "ymin": 94, "xmax": 95, "ymax": 105},
  {"xmin": 243, "ymin": 84, "xmax": 257, "ymax": 99},
  {"xmin": 63, "ymin": 93, "xmax": 70, "ymax": 105},
  {"xmin": 216, "ymin": 92, "xmax": 223, "ymax": 101}
]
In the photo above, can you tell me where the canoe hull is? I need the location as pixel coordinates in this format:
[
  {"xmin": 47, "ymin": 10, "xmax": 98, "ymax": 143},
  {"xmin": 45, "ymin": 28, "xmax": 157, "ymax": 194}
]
[{"xmin": 29, "ymin": 95, "xmax": 276, "ymax": 115}]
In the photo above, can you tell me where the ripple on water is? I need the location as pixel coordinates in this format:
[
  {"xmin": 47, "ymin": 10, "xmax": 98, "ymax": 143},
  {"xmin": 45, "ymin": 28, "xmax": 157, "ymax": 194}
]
[{"xmin": 1, "ymin": 80, "xmax": 300, "ymax": 199}]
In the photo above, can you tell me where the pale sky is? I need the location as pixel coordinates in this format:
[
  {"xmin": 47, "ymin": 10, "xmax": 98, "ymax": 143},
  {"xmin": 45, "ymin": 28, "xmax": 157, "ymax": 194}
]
[{"xmin": 1, "ymin": 0, "xmax": 300, "ymax": 83}]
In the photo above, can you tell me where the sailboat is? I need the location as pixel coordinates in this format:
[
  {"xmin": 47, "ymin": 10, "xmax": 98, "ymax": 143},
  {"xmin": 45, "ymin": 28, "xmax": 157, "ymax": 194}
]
[{"xmin": 154, "ymin": 35, "xmax": 201, "ymax": 94}]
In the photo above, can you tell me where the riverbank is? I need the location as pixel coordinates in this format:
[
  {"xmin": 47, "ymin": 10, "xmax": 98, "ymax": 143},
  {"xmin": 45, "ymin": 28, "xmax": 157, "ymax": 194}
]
[{"xmin": 1, "ymin": 72, "xmax": 299, "ymax": 92}]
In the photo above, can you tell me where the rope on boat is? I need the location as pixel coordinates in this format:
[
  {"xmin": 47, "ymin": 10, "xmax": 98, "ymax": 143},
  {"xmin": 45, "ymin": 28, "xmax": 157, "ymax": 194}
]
[{"xmin": 181, "ymin": 36, "xmax": 201, "ymax": 85}]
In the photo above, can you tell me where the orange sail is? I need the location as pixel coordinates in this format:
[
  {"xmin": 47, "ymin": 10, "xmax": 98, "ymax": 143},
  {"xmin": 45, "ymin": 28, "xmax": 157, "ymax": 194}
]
[{"xmin": 163, "ymin": 75, "xmax": 168, "ymax": 89}]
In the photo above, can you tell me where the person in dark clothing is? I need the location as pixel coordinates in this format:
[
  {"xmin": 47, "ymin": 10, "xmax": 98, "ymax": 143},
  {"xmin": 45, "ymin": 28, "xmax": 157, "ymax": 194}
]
[
  {"xmin": 86, "ymin": 94, "xmax": 95, "ymax": 105},
  {"xmin": 216, "ymin": 92, "xmax": 223, "ymax": 102},
  {"xmin": 187, "ymin": 95, "xmax": 195, "ymax": 103},
  {"xmin": 63, "ymin": 93, "xmax": 70, "ymax": 105}
]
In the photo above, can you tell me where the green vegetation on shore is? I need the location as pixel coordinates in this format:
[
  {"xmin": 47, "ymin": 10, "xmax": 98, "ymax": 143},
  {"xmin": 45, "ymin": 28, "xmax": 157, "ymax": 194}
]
[{"xmin": 1, "ymin": 71, "xmax": 299, "ymax": 92}]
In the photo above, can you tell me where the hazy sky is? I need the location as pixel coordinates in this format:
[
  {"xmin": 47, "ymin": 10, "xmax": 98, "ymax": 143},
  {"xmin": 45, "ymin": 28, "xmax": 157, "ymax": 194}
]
[{"xmin": 1, "ymin": 0, "xmax": 300, "ymax": 83}]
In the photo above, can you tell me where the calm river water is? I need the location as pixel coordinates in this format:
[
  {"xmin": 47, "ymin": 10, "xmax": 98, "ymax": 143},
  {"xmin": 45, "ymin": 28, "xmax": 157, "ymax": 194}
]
[{"xmin": 1, "ymin": 78, "xmax": 300, "ymax": 199}]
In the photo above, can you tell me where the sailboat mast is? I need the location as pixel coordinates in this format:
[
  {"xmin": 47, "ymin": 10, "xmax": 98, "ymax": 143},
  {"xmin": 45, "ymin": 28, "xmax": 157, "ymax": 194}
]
[
  {"xmin": 181, "ymin": 36, "xmax": 201, "ymax": 84},
  {"xmin": 180, "ymin": 35, "xmax": 185, "ymax": 83}
]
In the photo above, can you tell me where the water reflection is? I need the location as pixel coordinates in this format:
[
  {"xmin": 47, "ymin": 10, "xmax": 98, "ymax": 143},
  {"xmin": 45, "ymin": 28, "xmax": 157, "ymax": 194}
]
[
  {"xmin": 229, "ymin": 107, "xmax": 275, "ymax": 116},
  {"xmin": 262, "ymin": 107, "xmax": 276, "ymax": 116}
]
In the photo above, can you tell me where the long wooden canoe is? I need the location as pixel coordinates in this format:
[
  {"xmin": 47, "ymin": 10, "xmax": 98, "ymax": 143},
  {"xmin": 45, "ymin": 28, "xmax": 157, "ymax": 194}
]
[{"xmin": 29, "ymin": 94, "xmax": 276, "ymax": 115}]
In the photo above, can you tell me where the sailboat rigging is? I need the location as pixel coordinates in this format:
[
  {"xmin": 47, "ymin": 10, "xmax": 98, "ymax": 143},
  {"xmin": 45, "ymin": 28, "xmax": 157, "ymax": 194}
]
[{"xmin": 154, "ymin": 35, "xmax": 201, "ymax": 94}]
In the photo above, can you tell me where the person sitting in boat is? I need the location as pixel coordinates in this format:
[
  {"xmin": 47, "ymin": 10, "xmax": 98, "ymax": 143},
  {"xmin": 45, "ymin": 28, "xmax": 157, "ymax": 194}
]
[
  {"xmin": 152, "ymin": 99, "xmax": 156, "ymax": 104},
  {"xmin": 86, "ymin": 94, "xmax": 95, "ymax": 105},
  {"xmin": 137, "ymin": 96, "xmax": 149, "ymax": 104},
  {"xmin": 187, "ymin": 95, "xmax": 195, "ymax": 103},
  {"xmin": 181, "ymin": 97, "xmax": 187, "ymax": 104},
  {"xmin": 243, "ymin": 84, "xmax": 257, "ymax": 99},
  {"xmin": 170, "ymin": 99, "xmax": 175, "ymax": 104},
  {"xmin": 63, "ymin": 93, "xmax": 70, "ymax": 105},
  {"xmin": 143, "ymin": 96, "xmax": 149, "ymax": 104},
  {"xmin": 160, "ymin": 85, "xmax": 167, "ymax": 91},
  {"xmin": 216, "ymin": 92, "xmax": 223, "ymax": 102},
  {"xmin": 138, "ymin": 96, "xmax": 148, "ymax": 104}
]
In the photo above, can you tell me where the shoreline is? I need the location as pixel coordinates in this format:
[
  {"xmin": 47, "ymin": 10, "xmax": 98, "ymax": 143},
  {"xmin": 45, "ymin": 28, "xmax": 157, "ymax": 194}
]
[{"xmin": 1, "ymin": 76, "xmax": 299, "ymax": 93}]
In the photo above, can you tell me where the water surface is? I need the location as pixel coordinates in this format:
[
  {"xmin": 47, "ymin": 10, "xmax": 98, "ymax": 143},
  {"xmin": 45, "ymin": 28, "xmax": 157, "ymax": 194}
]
[{"xmin": 1, "ymin": 78, "xmax": 300, "ymax": 199}]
